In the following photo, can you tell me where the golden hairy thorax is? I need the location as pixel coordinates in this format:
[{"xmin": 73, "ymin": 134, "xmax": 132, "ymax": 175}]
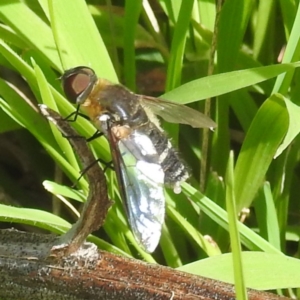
[
  {"xmin": 80, "ymin": 78, "xmax": 134, "ymax": 139},
  {"xmin": 80, "ymin": 78, "xmax": 112, "ymax": 122}
]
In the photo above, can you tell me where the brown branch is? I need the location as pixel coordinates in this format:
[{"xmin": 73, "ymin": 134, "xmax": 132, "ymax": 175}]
[
  {"xmin": 0, "ymin": 229, "xmax": 290, "ymax": 300},
  {"xmin": 39, "ymin": 105, "xmax": 112, "ymax": 257}
]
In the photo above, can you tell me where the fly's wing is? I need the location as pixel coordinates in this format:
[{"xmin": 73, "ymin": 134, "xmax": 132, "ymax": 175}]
[
  {"xmin": 105, "ymin": 122, "xmax": 165, "ymax": 253},
  {"xmin": 138, "ymin": 95, "xmax": 217, "ymax": 129}
]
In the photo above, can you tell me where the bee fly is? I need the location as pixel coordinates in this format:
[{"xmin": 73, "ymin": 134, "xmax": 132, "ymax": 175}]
[{"xmin": 61, "ymin": 66, "xmax": 216, "ymax": 252}]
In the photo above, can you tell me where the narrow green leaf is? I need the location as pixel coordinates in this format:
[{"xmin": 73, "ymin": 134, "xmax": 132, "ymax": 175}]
[
  {"xmin": 234, "ymin": 94, "xmax": 289, "ymax": 211},
  {"xmin": 253, "ymin": 0, "xmax": 274, "ymax": 60},
  {"xmin": 167, "ymin": 204, "xmax": 222, "ymax": 257},
  {"xmin": 43, "ymin": 181, "xmax": 85, "ymax": 203},
  {"xmin": 0, "ymin": 204, "xmax": 70, "ymax": 233},
  {"xmin": 196, "ymin": 0, "xmax": 216, "ymax": 31},
  {"xmin": 225, "ymin": 151, "xmax": 248, "ymax": 300},
  {"xmin": 272, "ymin": 3, "xmax": 300, "ymax": 94},
  {"xmin": 255, "ymin": 182, "xmax": 281, "ymax": 250},
  {"xmin": 123, "ymin": 0, "xmax": 142, "ymax": 90},
  {"xmin": 166, "ymin": 0, "xmax": 194, "ymax": 90},
  {"xmin": 182, "ymin": 182, "xmax": 282, "ymax": 254},
  {"xmin": 162, "ymin": 62, "xmax": 300, "ymax": 104},
  {"xmin": 160, "ymin": 223, "xmax": 183, "ymax": 268},
  {"xmin": 159, "ymin": 0, "xmax": 182, "ymax": 23},
  {"xmin": 218, "ymin": 0, "xmax": 253, "ymax": 71},
  {"xmin": 275, "ymin": 94, "xmax": 300, "ymax": 157}
]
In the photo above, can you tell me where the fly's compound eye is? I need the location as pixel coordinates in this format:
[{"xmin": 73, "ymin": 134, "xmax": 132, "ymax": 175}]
[{"xmin": 61, "ymin": 66, "xmax": 97, "ymax": 104}]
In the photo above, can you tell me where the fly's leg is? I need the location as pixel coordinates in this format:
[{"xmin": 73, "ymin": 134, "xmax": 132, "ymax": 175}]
[
  {"xmin": 61, "ymin": 105, "xmax": 90, "ymax": 139},
  {"xmin": 64, "ymin": 105, "xmax": 90, "ymax": 122},
  {"xmin": 72, "ymin": 158, "xmax": 114, "ymax": 188},
  {"xmin": 62, "ymin": 129, "xmax": 103, "ymax": 141},
  {"xmin": 63, "ymin": 109, "xmax": 114, "ymax": 184},
  {"xmin": 86, "ymin": 130, "xmax": 103, "ymax": 142},
  {"xmin": 69, "ymin": 130, "xmax": 114, "ymax": 186}
]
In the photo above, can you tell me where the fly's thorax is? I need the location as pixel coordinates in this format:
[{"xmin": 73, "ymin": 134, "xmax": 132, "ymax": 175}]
[
  {"xmin": 79, "ymin": 78, "xmax": 110, "ymax": 122},
  {"xmin": 85, "ymin": 79, "xmax": 149, "ymax": 127}
]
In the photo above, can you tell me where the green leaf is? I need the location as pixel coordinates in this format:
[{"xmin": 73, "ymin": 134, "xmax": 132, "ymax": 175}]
[
  {"xmin": 0, "ymin": 0, "xmax": 61, "ymax": 70},
  {"xmin": 275, "ymin": 94, "xmax": 300, "ymax": 157},
  {"xmin": 182, "ymin": 182, "xmax": 282, "ymax": 254},
  {"xmin": 33, "ymin": 61, "xmax": 81, "ymax": 174},
  {"xmin": 225, "ymin": 152, "xmax": 247, "ymax": 300},
  {"xmin": 123, "ymin": 0, "xmax": 142, "ymax": 90},
  {"xmin": 178, "ymin": 252, "xmax": 300, "ymax": 290},
  {"xmin": 0, "ymin": 108, "xmax": 21, "ymax": 133},
  {"xmin": 0, "ymin": 204, "xmax": 70, "ymax": 233},
  {"xmin": 48, "ymin": 0, "xmax": 117, "ymax": 81},
  {"xmin": 0, "ymin": 23, "xmax": 28, "ymax": 48},
  {"xmin": 162, "ymin": 62, "xmax": 300, "ymax": 104},
  {"xmin": 43, "ymin": 180, "xmax": 85, "ymax": 203},
  {"xmin": 272, "ymin": 3, "xmax": 300, "ymax": 94},
  {"xmin": 165, "ymin": 0, "xmax": 194, "ymax": 90},
  {"xmin": 234, "ymin": 94, "xmax": 289, "ymax": 211},
  {"xmin": 253, "ymin": 0, "xmax": 274, "ymax": 61},
  {"xmin": 0, "ymin": 62, "xmax": 84, "ymax": 185},
  {"xmin": 218, "ymin": 0, "xmax": 253, "ymax": 71},
  {"xmin": 166, "ymin": 202, "xmax": 222, "ymax": 257},
  {"xmin": 254, "ymin": 182, "xmax": 281, "ymax": 250}
]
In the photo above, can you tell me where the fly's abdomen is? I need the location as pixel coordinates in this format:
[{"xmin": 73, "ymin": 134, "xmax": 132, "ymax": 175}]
[
  {"xmin": 147, "ymin": 124, "xmax": 189, "ymax": 190},
  {"xmin": 160, "ymin": 143, "xmax": 189, "ymax": 187}
]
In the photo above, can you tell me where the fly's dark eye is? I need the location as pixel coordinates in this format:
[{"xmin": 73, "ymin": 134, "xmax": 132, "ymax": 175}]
[{"xmin": 61, "ymin": 66, "xmax": 97, "ymax": 104}]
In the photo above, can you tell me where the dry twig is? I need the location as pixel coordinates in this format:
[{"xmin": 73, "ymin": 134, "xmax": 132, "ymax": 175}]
[{"xmin": 39, "ymin": 105, "xmax": 112, "ymax": 258}]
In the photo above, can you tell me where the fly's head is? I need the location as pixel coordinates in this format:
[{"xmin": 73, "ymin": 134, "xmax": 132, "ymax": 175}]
[{"xmin": 61, "ymin": 66, "xmax": 97, "ymax": 105}]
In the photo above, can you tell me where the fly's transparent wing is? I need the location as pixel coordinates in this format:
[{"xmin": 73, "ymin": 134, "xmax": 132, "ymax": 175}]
[
  {"xmin": 105, "ymin": 122, "xmax": 165, "ymax": 252},
  {"xmin": 119, "ymin": 145, "xmax": 165, "ymax": 252},
  {"xmin": 139, "ymin": 95, "xmax": 217, "ymax": 129}
]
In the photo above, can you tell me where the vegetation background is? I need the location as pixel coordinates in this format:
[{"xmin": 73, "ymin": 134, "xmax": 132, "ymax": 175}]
[{"xmin": 0, "ymin": 0, "xmax": 300, "ymax": 298}]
